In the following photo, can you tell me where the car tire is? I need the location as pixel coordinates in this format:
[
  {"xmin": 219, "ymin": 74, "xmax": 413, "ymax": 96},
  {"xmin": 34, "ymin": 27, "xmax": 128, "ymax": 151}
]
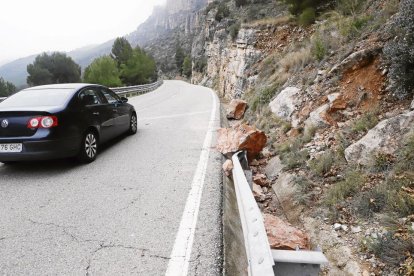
[
  {"xmin": 128, "ymin": 113, "xmax": 138, "ymax": 135},
  {"xmin": 77, "ymin": 130, "xmax": 98, "ymax": 163}
]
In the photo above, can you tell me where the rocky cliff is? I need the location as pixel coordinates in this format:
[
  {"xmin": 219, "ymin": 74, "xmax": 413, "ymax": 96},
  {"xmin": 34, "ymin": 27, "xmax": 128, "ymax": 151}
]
[{"xmin": 136, "ymin": 0, "xmax": 414, "ymax": 274}]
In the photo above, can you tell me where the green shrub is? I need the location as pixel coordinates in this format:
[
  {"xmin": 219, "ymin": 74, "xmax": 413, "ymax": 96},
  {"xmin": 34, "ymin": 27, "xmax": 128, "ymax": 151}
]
[
  {"xmin": 325, "ymin": 169, "xmax": 365, "ymax": 206},
  {"xmin": 351, "ymin": 111, "xmax": 378, "ymax": 133},
  {"xmin": 309, "ymin": 150, "xmax": 334, "ymax": 176},
  {"xmin": 395, "ymin": 134, "xmax": 414, "ymax": 172},
  {"xmin": 298, "ymin": 8, "xmax": 316, "ymax": 26},
  {"xmin": 229, "ymin": 22, "xmax": 241, "ymax": 41},
  {"xmin": 337, "ymin": 0, "xmax": 365, "ymax": 15},
  {"xmin": 311, "ymin": 35, "xmax": 327, "ymax": 61},
  {"xmin": 0, "ymin": 77, "xmax": 16, "ymax": 97},
  {"xmin": 384, "ymin": 0, "xmax": 414, "ymax": 99},
  {"xmin": 215, "ymin": 3, "xmax": 231, "ymax": 22},
  {"xmin": 235, "ymin": 0, "xmax": 247, "ymax": 7},
  {"xmin": 368, "ymin": 232, "xmax": 414, "ymax": 266},
  {"xmin": 194, "ymin": 57, "xmax": 207, "ymax": 73}
]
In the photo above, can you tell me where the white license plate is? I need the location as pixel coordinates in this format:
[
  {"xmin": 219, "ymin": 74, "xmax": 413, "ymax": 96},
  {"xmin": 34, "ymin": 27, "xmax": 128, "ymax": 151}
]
[{"xmin": 0, "ymin": 143, "xmax": 22, "ymax": 153}]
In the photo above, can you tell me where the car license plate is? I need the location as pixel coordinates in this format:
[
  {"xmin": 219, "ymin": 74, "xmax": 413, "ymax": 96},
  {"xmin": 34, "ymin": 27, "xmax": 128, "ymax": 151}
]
[{"xmin": 0, "ymin": 143, "xmax": 22, "ymax": 153}]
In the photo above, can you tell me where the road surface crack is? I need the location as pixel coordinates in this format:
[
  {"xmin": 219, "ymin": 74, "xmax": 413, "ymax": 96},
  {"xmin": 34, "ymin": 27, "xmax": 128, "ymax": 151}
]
[{"xmin": 85, "ymin": 243, "xmax": 170, "ymax": 275}]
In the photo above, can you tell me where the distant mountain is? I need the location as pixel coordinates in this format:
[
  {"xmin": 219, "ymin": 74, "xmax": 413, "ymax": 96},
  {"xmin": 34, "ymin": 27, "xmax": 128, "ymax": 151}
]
[{"xmin": 0, "ymin": 40, "xmax": 114, "ymax": 86}]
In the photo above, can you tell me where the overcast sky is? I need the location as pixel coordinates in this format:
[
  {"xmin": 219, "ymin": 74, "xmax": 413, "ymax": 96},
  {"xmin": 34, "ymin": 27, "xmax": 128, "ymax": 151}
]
[{"xmin": 0, "ymin": 0, "xmax": 166, "ymax": 65}]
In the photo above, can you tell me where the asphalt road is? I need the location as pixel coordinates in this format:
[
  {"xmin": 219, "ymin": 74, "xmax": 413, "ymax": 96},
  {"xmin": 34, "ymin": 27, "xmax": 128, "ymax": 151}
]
[{"xmin": 0, "ymin": 80, "xmax": 223, "ymax": 276}]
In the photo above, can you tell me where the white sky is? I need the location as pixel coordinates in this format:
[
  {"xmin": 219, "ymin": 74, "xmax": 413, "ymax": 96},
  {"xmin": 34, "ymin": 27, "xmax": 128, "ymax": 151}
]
[{"xmin": 0, "ymin": 0, "xmax": 166, "ymax": 64}]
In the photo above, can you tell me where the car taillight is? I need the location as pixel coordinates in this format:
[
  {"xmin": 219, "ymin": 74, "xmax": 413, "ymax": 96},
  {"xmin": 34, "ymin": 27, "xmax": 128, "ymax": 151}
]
[{"xmin": 27, "ymin": 116, "xmax": 58, "ymax": 129}]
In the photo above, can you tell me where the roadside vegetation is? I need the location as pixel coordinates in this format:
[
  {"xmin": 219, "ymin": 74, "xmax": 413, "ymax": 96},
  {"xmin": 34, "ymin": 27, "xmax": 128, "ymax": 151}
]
[
  {"xmin": 85, "ymin": 37, "xmax": 157, "ymax": 86},
  {"xmin": 25, "ymin": 37, "xmax": 157, "ymax": 88},
  {"xmin": 0, "ymin": 77, "xmax": 16, "ymax": 97},
  {"xmin": 233, "ymin": 0, "xmax": 414, "ymax": 273},
  {"xmin": 26, "ymin": 52, "xmax": 81, "ymax": 86}
]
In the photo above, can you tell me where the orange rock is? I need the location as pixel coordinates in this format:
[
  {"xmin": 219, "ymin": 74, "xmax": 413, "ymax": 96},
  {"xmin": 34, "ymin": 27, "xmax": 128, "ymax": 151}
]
[
  {"xmin": 264, "ymin": 214, "xmax": 310, "ymax": 250},
  {"xmin": 329, "ymin": 97, "xmax": 347, "ymax": 112},
  {"xmin": 216, "ymin": 124, "xmax": 267, "ymax": 161},
  {"xmin": 226, "ymin": 99, "xmax": 248, "ymax": 120},
  {"xmin": 253, "ymin": 174, "xmax": 269, "ymax": 187}
]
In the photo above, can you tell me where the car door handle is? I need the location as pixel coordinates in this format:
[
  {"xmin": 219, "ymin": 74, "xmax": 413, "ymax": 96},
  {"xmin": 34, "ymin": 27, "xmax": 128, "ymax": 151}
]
[
  {"xmin": 112, "ymin": 109, "xmax": 117, "ymax": 112},
  {"xmin": 93, "ymin": 112, "xmax": 100, "ymax": 116}
]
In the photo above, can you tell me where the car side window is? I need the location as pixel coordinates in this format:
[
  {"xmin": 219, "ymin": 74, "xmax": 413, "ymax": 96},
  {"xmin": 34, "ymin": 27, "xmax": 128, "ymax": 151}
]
[
  {"xmin": 101, "ymin": 88, "xmax": 120, "ymax": 104},
  {"xmin": 79, "ymin": 89, "xmax": 102, "ymax": 106}
]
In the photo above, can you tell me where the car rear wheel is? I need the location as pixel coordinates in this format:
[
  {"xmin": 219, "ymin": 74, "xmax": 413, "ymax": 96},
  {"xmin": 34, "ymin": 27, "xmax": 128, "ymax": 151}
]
[
  {"xmin": 77, "ymin": 130, "xmax": 98, "ymax": 163},
  {"xmin": 128, "ymin": 113, "xmax": 137, "ymax": 135}
]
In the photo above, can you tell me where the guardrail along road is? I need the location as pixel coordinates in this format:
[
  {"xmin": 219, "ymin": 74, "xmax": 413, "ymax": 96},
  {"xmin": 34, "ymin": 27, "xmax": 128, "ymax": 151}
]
[{"xmin": 0, "ymin": 80, "xmax": 222, "ymax": 276}]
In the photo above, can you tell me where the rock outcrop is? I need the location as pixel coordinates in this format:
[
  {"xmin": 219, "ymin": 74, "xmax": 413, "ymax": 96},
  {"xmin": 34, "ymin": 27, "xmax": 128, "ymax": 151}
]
[
  {"xmin": 345, "ymin": 111, "xmax": 414, "ymax": 165},
  {"xmin": 226, "ymin": 99, "xmax": 248, "ymax": 120},
  {"xmin": 216, "ymin": 124, "xmax": 267, "ymax": 161},
  {"xmin": 269, "ymin": 87, "xmax": 300, "ymax": 121},
  {"xmin": 264, "ymin": 214, "xmax": 310, "ymax": 250}
]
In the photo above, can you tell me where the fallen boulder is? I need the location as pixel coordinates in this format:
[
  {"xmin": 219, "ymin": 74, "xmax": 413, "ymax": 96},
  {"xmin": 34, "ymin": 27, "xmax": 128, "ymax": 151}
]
[
  {"xmin": 265, "ymin": 156, "xmax": 284, "ymax": 180},
  {"xmin": 216, "ymin": 124, "xmax": 267, "ymax": 161},
  {"xmin": 226, "ymin": 99, "xmax": 248, "ymax": 120},
  {"xmin": 269, "ymin": 87, "xmax": 300, "ymax": 121},
  {"xmin": 253, "ymin": 184, "xmax": 266, "ymax": 202},
  {"xmin": 305, "ymin": 104, "xmax": 330, "ymax": 129},
  {"xmin": 264, "ymin": 214, "xmax": 310, "ymax": 250},
  {"xmin": 345, "ymin": 111, "xmax": 414, "ymax": 165},
  {"xmin": 253, "ymin": 173, "xmax": 269, "ymax": 187}
]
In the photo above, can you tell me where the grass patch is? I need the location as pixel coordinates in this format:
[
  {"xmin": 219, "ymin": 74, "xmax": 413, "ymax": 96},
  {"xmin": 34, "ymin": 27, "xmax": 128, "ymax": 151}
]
[
  {"xmin": 367, "ymin": 232, "xmax": 414, "ymax": 267},
  {"xmin": 309, "ymin": 150, "xmax": 335, "ymax": 177},
  {"xmin": 242, "ymin": 15, "xmax": 291, "ymax": 28},
  {"xmin": 351, "ymin": 111, "xmax": 379, "ymax": 133},
  {"xmin": 325, "ymin": 169, "xmax": 366, "ymax": 206}
]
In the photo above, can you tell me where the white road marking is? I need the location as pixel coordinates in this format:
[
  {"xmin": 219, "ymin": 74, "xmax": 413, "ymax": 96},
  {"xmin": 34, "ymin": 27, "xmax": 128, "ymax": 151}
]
[
  {"xmin": 165, "ymin": 89, "xmax": 218, "ymax": 276},
  {"xmin": 139, "ymin": 111, "xmax": 211, "ymax": 121}
]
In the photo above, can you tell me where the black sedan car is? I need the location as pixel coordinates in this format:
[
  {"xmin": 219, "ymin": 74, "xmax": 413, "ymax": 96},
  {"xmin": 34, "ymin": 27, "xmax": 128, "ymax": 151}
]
[{"xmin": 0, "ymin": 83, "xmax": 137, "ymax": 163}]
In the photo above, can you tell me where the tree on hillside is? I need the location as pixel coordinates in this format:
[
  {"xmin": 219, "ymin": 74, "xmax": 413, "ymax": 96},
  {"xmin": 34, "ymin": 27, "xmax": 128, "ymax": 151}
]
[
  {"xmin": 279, "ymin": 0, "xmax": 333, "ymax": 25},
  {"xmin": 182, "ymin": 56, "xmax": 192, "ymax": 78},
  {"xmin": 83, "ymin": 56, "xmax": 122, "ymax": 87},
  {"xmin": 120, "ymin": 47, "xmax": 157, "ymax": 85},
  {"xmin": 0, "ymin": 77, "xmax": 16, "ymax": 97},
  {"xmin": 27, "ymin": 52, "xmax": 81, "ymax": 86},
  {"xmin": 111, "ymin": 37, "xmax": 133, "ymax": 67},
  {"xmin": 175, "ymin": 46, "xmax": 185, "ymax": 74}
]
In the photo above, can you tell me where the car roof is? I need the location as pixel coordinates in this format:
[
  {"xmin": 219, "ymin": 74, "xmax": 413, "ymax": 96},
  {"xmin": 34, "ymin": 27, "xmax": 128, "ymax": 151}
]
[{"xmin": 23, "ymin": 83, "xmax": 101, "ymax": 91}]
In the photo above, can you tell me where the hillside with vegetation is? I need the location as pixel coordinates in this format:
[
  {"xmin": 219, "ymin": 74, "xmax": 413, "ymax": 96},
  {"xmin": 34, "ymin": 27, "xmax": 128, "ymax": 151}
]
[{"xmin": 152, "ymin": 0, "xmax": 413, "ymax": 274}]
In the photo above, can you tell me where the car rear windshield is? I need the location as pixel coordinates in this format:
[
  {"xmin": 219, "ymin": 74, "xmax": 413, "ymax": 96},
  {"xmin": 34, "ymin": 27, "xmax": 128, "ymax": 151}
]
[{"xmin": 0, "ymin": 89, "xmax": 75, "ymax": 107}]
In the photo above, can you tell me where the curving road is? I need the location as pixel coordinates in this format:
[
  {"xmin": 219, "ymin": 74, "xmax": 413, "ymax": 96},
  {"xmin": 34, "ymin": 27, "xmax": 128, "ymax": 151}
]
[{"xmin": 0, "ymin": 81, "xmax": 223, "ymax": 276}]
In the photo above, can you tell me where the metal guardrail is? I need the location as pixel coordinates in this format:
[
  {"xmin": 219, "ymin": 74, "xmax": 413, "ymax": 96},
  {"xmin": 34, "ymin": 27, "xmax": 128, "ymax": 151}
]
[
  {"xmin": 0, "ymin": 81, "xmax": 163, "ymax": 104},
  {"xmin": 111, "ymin": 80, "xmax": 163, "ymax": 98},
  {"xmin": 232, "ymin": 151, "xmax": 275, "ymax": 276},
  {"xmin": 232, "ymin": 151, "xmax": 329, "ymax": 276}
]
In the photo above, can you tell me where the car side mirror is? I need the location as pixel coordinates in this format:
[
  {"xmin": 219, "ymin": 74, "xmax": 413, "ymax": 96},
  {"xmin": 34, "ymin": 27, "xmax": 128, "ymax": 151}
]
[{"xmin": 120, "ymin": 97, "xmax": 128, "ymax": 103}]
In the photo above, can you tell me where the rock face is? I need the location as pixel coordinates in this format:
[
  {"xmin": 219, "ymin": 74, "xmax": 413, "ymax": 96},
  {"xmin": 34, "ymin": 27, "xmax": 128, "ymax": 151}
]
[
  {"xmin": 269, "ymin": 87, "xmax": 300, "ymax": 121},
  {"xmin": 264, "ymin": 214, "xmax": 310, "ymax": 250},
  {"xmin": 227, "ymin": 99, "xmax": 248, "ymax": 120},
  {"xmin": 193, "ymin": 27, "xmax": 263, "ymax": 99},
  {"xmin": 345, "ymin": 111, "xmax": 414, "ymax": 165},
  {"xmin": 272, "ymin": 172, "xmax": 297, "ymax": 204},
  {"xmin": 216, "ymin": 124, "xmax": 267, "ymax": 161},
  {"xmin": 305, "ymin": 104, "xmax": 330, "ymax": 128},
  {"xmin": 265, "ymin": 156, "xmax": 284, "ymax": 180}
]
